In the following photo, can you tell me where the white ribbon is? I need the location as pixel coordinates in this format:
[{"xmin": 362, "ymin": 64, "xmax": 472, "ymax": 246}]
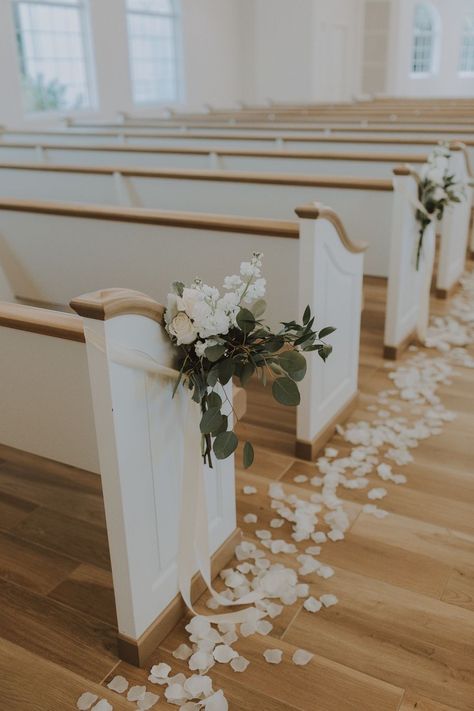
[
  {"xmin": 394, "ymin": 182, "xmax": 436, "ymax": 343},
  {"xmin": 85, "ymin": 327, "xmax": 263, "ymax": 623}
]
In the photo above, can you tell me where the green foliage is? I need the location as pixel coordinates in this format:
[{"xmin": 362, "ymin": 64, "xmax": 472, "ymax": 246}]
[
  {"xmin": 175, "ymin": 300, "xmax": 334, "ymax": 470},
  {"xmin": 414, "ymin": 147, "xmax": 466, "ymax": 270}
]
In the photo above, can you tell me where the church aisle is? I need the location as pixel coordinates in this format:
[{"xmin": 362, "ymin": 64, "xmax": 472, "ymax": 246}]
[{"xmin": 0, "ymin": 275, "xmax": 473, "ymax": 710}]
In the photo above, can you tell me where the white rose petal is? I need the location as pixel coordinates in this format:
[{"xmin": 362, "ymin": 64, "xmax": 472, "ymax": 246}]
[
  {"xmin": 183, "ymin": 674, "xmax": 213, "ymax": 699},
  {"xmin": 256, "ymin": 530, "xmax": 271, "ymax": 540},
  {"xmin": 173, "ymin": 644, "xmax": 193, "ymax": 661},
  {"xmin": 107, "ymin": 675, "xmax": 128, "ymax": 693},
  {"xmin": 256, "ymin": 619, "xmax": 273, "ymax": 635},
  {"xmin": 325, "ymin": 447, "xmax": 339, "ymax": 458},
  {"xmin": 320, "ymin": 594, "xmax": 338, "ymax": 608},
  {"xmin": 328, "ymin": 529, "xmax": 344, "ymax": 542},
  {"xmin": 270, "ymin": 518, "xmax": 285, "ymax": 528},
  {"xmin": 202, "ymin": 689, "xmax": 229, "ymax": 711},
  {"xmin": 188, "ymin": 650, "xmax": 214, "ymax": 673},
  {"xmin": 150, "ymin": 663, "xmax": 171, "ymax": 679},
  {"xmin": 303, "ymin": 596, "xmax": 322, "ymax": 613},
  {"xmin": 127, "ymin": 685, "xmax": 146, "ymax": 702},
  {"xmin": 76, "ymin": 692, "xmax": 99, "ymax": 710},
  {"xmin": 165, "ymin": 683, "xmax": 187, "ymax": 705},
  {"xmin": 293, "ymin": 475, "xmax": 308, "ymax": 483},
  {"xmin": 243, "ymin": 486, "xmax": 257, "ymax": 495},
  {"xmin": 92, "ymin": 701, "xmax": 113, "ymax": 711},
  {"xmin": 292, "ymin": 649, "xmax": 314, "ymax": 666},
  {"xmin": 213, "ymin": 645, "xmax": 238, "ymax": 663},
  {"xmin": 368, "ymin": 487, "xmax": 387, "ymax": 500},
  {"xmin": 137, "ymin": 692, "xmax": 160, "ymax": 710},
  {"xmin": 230, "ymin": 656, "xmax": 250, "ymax": 673},
  {"xmin": 263, "ymin": 649, "xmax": 283, "ymax": 664},
  {"xmin": 243, "ymin": 513, "xmax": 258, "ymax": 524}
]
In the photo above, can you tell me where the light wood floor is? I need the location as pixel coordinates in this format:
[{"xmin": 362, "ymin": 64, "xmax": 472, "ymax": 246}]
[{"xmin": 0, "ymin": 276, "xmax": 473, "ymax": 710}]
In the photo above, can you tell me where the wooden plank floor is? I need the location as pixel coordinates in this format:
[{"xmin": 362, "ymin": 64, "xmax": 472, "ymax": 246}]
[{"xmin": 1, "ymin": 275, "xmax": 473, "ymax": 710}]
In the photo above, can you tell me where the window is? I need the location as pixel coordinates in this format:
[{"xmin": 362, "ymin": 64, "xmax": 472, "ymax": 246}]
[
  {"xmin": 126, "ymin": 0, "xmax": 180, "ymax": 105},
  {"xmin": 12, "ymin": 0, "xmax": 94, "ymax": 113},
  {"xmin": 411, "ymin": 3, "xmax": 438, "ymax": 75},
  {"xmin": 459, "ymin": 11, "xmax": 474, "ymax": 73}
]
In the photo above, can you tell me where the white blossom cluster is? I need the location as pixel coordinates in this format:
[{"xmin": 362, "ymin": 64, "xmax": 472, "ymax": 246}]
[
  {"xmin": 420, "ymin": 144, "xmax": 452, "ymax": 201},
  {"xmin": 164, "ymin": 253, "xmax": 266, "ymax": 355}
]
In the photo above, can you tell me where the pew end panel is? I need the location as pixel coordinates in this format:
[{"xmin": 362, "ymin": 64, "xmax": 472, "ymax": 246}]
[
  {"xmin": 436, "ymin": 143, "xmax": 473, "ymax": 298},
  {"xmin": 0, "ymin": 303, "xmax": 99, "ymax": 472},
  {"xmin": 384, "ymin": 167, "xmax": 425, "ymax": 360},
  {"xmin": 294, "ymin": 204, "xmax": 367, "ymax": 460},
  {"xmin": 71, "ymin": 289, "xmax": 239, "ymax": 666}
]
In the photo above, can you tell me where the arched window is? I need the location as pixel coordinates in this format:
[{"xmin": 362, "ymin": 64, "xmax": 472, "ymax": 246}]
[
  {"xmin": 459, "ymin": 11, "xmax": 474, "ymax": 73},
  {"xmin": 411, "ymin": 3, "xmax": 439, "ymax": 75},
  {"xmin": 126, "ymin": 0, "xmax": 181, "ymax": 105},
  {"xmin": 12, "ymin": 0, "xmax": 95, "ymax": 113}
]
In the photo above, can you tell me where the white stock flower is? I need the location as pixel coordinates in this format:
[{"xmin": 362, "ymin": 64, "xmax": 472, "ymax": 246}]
[
  {"xmin": 223, "ymin": 275, "xmax": 242, "ymax": 290},
  {"xmin": 168, "ymin": 312, "xmax": 198, "ymax": 345},
  {"xmin": 433, "ymin": 186, "xmax": 447, "ymax": 202}
]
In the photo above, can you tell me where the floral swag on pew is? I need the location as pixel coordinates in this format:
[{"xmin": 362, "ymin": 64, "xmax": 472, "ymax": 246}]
[
  {"xmin": 164, "ymin": 253, "xmax": 334, "ymax": 468},
  {"xmin": 414, "ymin": 144, "xmax": 466, "ymax": 269}
]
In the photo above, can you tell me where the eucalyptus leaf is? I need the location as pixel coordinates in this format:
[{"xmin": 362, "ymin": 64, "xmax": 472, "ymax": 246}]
[
  {"xmin": 251, "ymin": 299, "xmax": 267, "ymax": 317},
  {"xmin": 243, "ymin": 441, "xmax": 254, "ymax": 469},
  {"xmin": 213, "ymin": 431, "xmax": 238, "ymax": 460},
  {"xmin": 277, "ymin": 350, "xmax": 307, "ymax": 382},
  {"xmin": 200, "ymin": 408, "xmax": 224, "ymax": 435},
  {"xmin": 319, "ymin": 326, "xmax": 336, "ymax": 339},
  {"xmin": 205, "ymin": 344, "xmax": 226, "ymax": 362},
  {"xmin": 207, "ymin": 391, "xmax": 222, "ymax": 410},
  {"xmin": 218, "ymin": 359, "xmax": 234, "ymax": 385},
  {"xmin": 237, "ymin": 308, "xmax": 256, "ymax": 334},
  {"xmin": 319, "ymin": 344, "xmax": 333, "ymax": 362},
  {"xmin": 272, "ymin": 377, "xmax": 300, "ymax": 406},
  {"xmin": 303, "ymin": 305, "xmax": 311, "ymax": 325}
]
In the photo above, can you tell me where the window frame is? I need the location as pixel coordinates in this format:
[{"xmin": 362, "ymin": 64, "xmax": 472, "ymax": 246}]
[
  {"xmin": 11, "ymin": 0, "xmax": 97, "ymax": 117},
  {"xmin": 458, "ymin": 10, "xmax": 474, "ymax": 76},
  {"xmin": 125, "ymin": 0, "xmax": 183, "ymax": 107},
  {"xmin": 410, "ymin": 2, "xmax": 440, "ymax": 78}
]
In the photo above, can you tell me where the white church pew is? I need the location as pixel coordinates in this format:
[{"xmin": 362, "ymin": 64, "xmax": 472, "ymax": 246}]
[
  {"xmin": 0, "ymin": 145, "xmax": 429, "ymax": 177},
  {"xmin": 0, "ymin": 198, "xmax": 366, "ymax": 460},
  {"xmin": 0, "ymin": 294, "xmax": 241, "ymax": 666},
  {"xmin": 0, "ymin": 164, "xmax": 395, "ymax": 277},
  {"xmin": 0, "ymin": 160, "xmax": 469, "ymax": 299}
]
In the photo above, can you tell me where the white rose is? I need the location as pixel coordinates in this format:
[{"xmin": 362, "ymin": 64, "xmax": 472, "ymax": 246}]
[
  {"xmin": 178, "ymin": 288, "xmax": 205, "ymax": 319},
  {"xmin": 168, "ymin": 312, "xmax": 197, "ymax": 345},
  {"xmin": 164, "ymin": 293, "xmax": 179, "ymax": 324}
]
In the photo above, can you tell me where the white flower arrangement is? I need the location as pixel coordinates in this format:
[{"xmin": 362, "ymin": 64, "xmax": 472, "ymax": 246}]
[{"xmin": 164, "ymin": 253, "xmax": 334, "ymax": 468}]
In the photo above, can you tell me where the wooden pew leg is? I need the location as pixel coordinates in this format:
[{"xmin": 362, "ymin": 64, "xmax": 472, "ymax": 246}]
[
  {"xmin": 295, "ymin": 392, "xmax": 358, "ymax": 461},
  {"xmin": 383, "ymin": 328, "xmax": 418, "ymax": 361},
  {"xmin": 117, "ymin": 527, "xmax": 242, "ymax": 667}
]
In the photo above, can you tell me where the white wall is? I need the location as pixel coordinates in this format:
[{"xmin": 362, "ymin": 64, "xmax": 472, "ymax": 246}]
[
  {"xmin": 0, "ymin": 0, "xmax": 249, "ymax": 126},
  {"xmin": 252, "ymin": 0, "xmax": 362, "ymax": 104},
  {"xmin": 387, "ymin": 0, "xmax": 474, "ymax": 97}
]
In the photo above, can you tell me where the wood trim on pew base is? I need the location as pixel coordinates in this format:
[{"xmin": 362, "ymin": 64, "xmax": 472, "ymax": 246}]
[
  {"xmin": 117, "ymin": 527, "xmax": 243, "ymax": 668},
  {"xmin": 294, "ymin": 392, "xmax": 359, "ymax": 461},
  {"xmin": 435, "ymin": 281, "xmax": 461, "ymax": 300},
  {"xmin": 383, "ymin": 329, "xmax": 418, "ymax": 361}
]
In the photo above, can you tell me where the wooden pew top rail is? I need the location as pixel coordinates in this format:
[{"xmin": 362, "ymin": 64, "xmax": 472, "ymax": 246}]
[
  {"xmin": 0, "ymin": 197, "xmax": 298, "ymax": 238},
  {"xmin": 295, "ymin": 203, "xmax": 368, "ymax": 253},
  {"xmin": 4, "ymin": 134, "xmax": 474, "ymax": 148},
  {"xmin": 0, "ymin": 164, "xmax": 394, "ymax": 192},
  {"xmin": 70, "ymin": 288, "xmax": 165, "ymax": 324},
  {"xmin": 0, "ymin": 301, "xmax": 85, "ymax": 342}
]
